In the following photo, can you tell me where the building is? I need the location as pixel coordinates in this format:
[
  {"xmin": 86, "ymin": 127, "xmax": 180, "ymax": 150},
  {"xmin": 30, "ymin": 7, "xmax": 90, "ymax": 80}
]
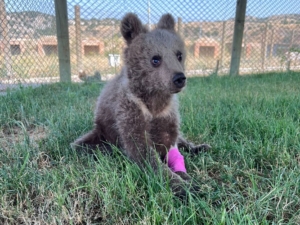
[
  {"xmin": 0, "ymin": 38, "xmax": 26, "ymax": 55},
  {"xmin": 194, "ymin": 38, "xmax": 220, "ymax": 59},
  {"xmin": 37, "ymin": 36, "xmax": 58, "ymax": 56},
  {"xmin": 82, "ymin": 39, "xmax": 104, "ymax": 55}
]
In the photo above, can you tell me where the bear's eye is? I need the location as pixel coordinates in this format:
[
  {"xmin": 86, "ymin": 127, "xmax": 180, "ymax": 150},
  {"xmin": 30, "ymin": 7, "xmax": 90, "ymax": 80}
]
[
  {"xmin": 151, "ymin": 55, "xmax": 162, "ymax": 67},
  {"xmin": 177, "ymin": 52, "xmax": 183, "ymax": 62}
]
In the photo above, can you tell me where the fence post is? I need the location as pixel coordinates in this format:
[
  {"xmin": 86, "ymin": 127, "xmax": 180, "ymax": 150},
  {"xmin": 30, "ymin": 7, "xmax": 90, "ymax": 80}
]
[
  {"xmin": 54, "ymin": 0, "xmax": 71, "ymax": 82},
  {"xmin": 261, "ymin": 23, "xmax": 268, "ymax": 71},
  {"xmin": 147, "ymin": 0, "xmax": 151, "ymax": 29},
  {"xmin": 289, "ymin": 29, "xmax": 295, "ymax": 50},
  {"xmin": 229, "ymin": 0, "xmax": 247, "ymax": 76},
  {"xmin": 269, "ymin": 28, "xmax": 274, "ymax": 59},
  {"xmin": 0, "ymin": 0, "xmax": 12, "ymax": 77},
  {"xmin": 75, "ymin": 5, "xmax": 83, "ymax": 74},
  {"xmin": 220, "ymin": 21, "xmax": 226, "ymax": 69},
  {"xmin": 286, "ymin": 29, "xmax": 295, "ymax": 71},
  {"xmin": 214, "ymin": 60, "xmax": 220, "ymax": 76},
  {"xmin": 178, "ymin": 17, "xmax": 182, "ymax": 37},
  {"xmin": 286, "ymin": 60, "xmax": 291, "ymax": 73},
  {"xmin": 287, "ymin": 29, "xmax": 295, "ymax": 58}
]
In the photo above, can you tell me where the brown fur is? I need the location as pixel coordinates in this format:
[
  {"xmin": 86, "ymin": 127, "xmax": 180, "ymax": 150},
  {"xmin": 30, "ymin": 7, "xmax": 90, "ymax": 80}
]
[{"xmin": 72, "ymin": 13, "xmax": 210, "ymax": 198}]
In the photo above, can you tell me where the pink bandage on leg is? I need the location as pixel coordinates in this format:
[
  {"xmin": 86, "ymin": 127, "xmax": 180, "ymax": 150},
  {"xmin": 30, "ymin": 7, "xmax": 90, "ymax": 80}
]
[{"xmin": 167, "ymin": 147, "xmax": 187, "ymax": 173}]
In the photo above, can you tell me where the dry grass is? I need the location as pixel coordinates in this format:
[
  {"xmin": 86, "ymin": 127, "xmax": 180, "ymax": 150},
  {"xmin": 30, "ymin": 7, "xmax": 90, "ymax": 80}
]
[{"xmin": 0, "ymin": 124, "xmax": 48, "ymax": 151}]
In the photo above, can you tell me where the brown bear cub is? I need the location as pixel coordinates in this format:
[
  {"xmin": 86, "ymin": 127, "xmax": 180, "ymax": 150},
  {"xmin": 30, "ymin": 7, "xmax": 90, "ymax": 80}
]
[{"xmin": 72, "ymin": 13, "xmax": 210, "ymax": 198}]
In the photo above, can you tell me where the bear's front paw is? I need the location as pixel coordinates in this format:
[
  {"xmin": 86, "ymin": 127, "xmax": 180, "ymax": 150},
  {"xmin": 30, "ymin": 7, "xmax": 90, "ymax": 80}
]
[
  {"xmin": 171, "ymin": 179, "xmax": 205, "ymax": 201},
  {"xmin": 175, "ymin": 171, "xmax": 192, "ymax": 182},
  {"xmin": 191, "ymin": 144, "xmax": 211, "ymax": 155}
]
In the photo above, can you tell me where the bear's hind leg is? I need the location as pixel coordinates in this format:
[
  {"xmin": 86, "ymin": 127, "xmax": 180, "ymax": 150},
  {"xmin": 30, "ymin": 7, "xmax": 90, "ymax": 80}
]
[
  {"xmin": 177, "ymin": 135, "xmax": 211, "ymax": 155},
  {"xmin": 71, "ymin": 129, "xmax": 112, "ymax": 155}
]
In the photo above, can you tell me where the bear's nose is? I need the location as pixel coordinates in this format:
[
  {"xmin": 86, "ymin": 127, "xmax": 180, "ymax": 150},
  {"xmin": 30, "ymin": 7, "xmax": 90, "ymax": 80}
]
[{"xmin": 172, "ymin": 72, "xmax": 186, "ymax": 88}]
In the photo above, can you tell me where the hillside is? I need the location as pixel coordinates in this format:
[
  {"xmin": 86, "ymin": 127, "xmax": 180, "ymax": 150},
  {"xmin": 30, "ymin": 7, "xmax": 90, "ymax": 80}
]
[
  {"xmin": 6, "ymin": 11, "xmax": 56, "ymax": 38},
  {"xmin": 1, "ymin": 11, "xmax": 299, "ymax": 42}
]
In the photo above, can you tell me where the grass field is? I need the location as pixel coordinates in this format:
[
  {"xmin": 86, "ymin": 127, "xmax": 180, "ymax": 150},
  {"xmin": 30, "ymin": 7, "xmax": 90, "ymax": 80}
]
[{"xmin": 0, "ymin": 72, "xmax": 299, "ymax": 224}]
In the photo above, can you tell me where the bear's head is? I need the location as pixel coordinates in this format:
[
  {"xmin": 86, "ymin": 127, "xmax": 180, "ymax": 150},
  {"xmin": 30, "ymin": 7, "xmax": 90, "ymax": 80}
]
[{"xmin": 121, "ymin": 13, "xmax": 186, "ymax": 96}]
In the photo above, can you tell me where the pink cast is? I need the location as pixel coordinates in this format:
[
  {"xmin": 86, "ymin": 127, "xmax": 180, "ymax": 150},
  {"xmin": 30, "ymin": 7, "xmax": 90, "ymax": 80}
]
[{"xmin": 167, "ymin": 147, "xmax": 187, "ymax": 173}]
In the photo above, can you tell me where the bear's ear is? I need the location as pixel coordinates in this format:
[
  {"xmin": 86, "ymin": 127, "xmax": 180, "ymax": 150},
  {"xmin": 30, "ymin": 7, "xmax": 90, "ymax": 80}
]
[
  {"xmin": 157, "ymin": 14, "xmax": 175, "ymax": 31},
  {"xmin": 121, "ymin": 13, "xmax": 147, "ymax": 45}
]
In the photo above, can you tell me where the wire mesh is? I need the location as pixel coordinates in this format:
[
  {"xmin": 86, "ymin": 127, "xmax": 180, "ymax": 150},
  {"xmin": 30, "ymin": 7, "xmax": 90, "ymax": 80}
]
[
  {"xmin": 0, "ymin": 0, "xmax": 60, "ymax": 91},
  {"xmin": 0, "ymin": 0, "xmax": 300, "ymax": 90}
]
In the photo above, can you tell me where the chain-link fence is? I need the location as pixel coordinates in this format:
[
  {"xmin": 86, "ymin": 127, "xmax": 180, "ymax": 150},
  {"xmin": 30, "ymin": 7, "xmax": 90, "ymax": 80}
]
[
  {"xmin": 1, "ymin": 0, "xmax": 300, "ymax": 90},
  {"xmin": 0, "ymin": 0, "xmax": 60, "ymax": 90}
]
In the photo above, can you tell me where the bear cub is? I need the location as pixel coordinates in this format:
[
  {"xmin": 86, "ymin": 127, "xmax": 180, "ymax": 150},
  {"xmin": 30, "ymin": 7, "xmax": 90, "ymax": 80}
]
[{"xmin": 72, "ymin": 13, "xmax": 210, "ymax": 198}]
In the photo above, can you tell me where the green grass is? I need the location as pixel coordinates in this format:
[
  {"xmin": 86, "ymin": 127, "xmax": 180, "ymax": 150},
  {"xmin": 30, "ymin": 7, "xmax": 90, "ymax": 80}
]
[{"xmin": 0, "ymin": 72, "xmax": 299, "ymax": 224}]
